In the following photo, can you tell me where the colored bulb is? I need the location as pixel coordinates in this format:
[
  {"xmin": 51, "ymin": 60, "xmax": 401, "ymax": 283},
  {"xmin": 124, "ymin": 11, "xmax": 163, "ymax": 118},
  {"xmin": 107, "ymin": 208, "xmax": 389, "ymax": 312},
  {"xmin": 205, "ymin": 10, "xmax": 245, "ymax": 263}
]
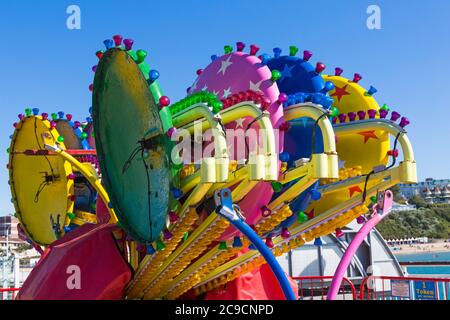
[
  {"xmin": 315, "ymin": 62, "xmax": 326, "ymax": 74},
  {"xmin": 171, "ymin": 187, "xmax": 183, "ymax": 199},
  {"xmin": 324, "ymin": 81, "xmax": 335, "ymax": 92},
  {"xmin": 381, "ymin": 104, "xmax": 390, "ymax": 111},
  {"xmin": 166, "ymin": 127, "xmax": 177, "ymax": 138},
  {"xmin": 123, "ymin": 38, "xmax": 134, "ymax": 51},
  {"xmin": 156, "ymin": 240, "xmax": 165, "ymax": 251},
  {"xmin": 219, "ymin": 241, "xmax": 228, "ymax": 250},
  {"xmin": 335, "ymin": 67, "xmax": 343, "ymax": 76},
  {"xmin": 58, "ymin": 111, "xmax": 64, "ymax": 119},
  {"xmin": 261, "ymin": 206, "xmax": 271, "ymax": 218},
  {"xmin": 368, "ymin": 109, "xmax": 377, "ymax": 119},
  {"xmin": 104, "ymin": 39, "xmax": 114, "ymax": 50},
  {"xmin": 67, "ymin": 212, "xmax": 76, "ymax": 220},
  {"xmin": 57, "ymin": 136, "xmax": 64, "ymax": 142},
  {"xmin": 136, "ymin": 49, "xmax": 147, "ymax": 63},
  {"xmin": 271, "ymin": 181, "xmax": 283, "ymax": 193},
  {"xmin": 249, "ymin": 44, "xmax": 259, "ymax": 56},
  {"xmin": 196, "ymin": 69, "xmax": 203, "ymax": 75},
  {"xmin": 25, "ymin": 108, "xmax": 32, "ymax": 116},
  {"xmin": 289, "ymin": 45, "xmax": 298, "ymax": 56},
  {"xmin": 265, "ymin": 237, "xmax": 274, "ymax": 248},
  {"xmin": 297, "ymin": 211, "xmax": 308, "ymax": 222},
  {"xmin": 390, "ymin": 111, "xmax": 401, "ymax": 121},
  {"xmin": 32, "ymin": 108, "xmax": 39, "ymax": 115},
  {"xmin": 370, "ymin": 196, "xmax": 377, "ymax": 204},
  {"xmin": 224, "ymin": 45, "xmax": 233, "ymax": 54},
  {"xmin": 210, "ymin": 54, "xmax": 218, "ymax": 61},
  {"xmin": 159, "ymin": 96, "xmax": 170, "ymax": 107},
  {"xmin": 357, "ymin": 110, "xmax": 366, "ymax": 120},
  {"xmin": 335, "ymin": 228, "xmax": 344, "ymax": 238},
  {"xmin": 92, "ymin": 65, "xmax": 97, "ymax": 73},
  {"xmin": 279, "ymin": 151, "xmax": 290, "ymax": 162},
  {"xmin": 338, "ymin": 114, "xmax": 347, "ymax": 123},
  {"xmin": 353, "ymin": 73, "xmax": 362, "ymax": 83},
  {"xmin": 163, "ymin": 230, "xmax": 173, "ymax": 240},
  {"xmin": 366, "ymin": 86, "xmax": 378, "ymax": 96},
  {"xmin": 314, "ymin": 237, "xmax": 323, "ymax": 246},
  {"xmin": 379, "ymin": 109, "xmax": 388, "ymax": 119},
  {"xmin": 330, "ymin": 106, "xmax": 339, "ymax": 118},
  {"xmin": 348, "ymin": 112, "xmax": 357, "ymax": 122},
  {"xmin": 356, "ymin": 216, "xmax": 365, "ymax": 224},
  {"xmin": 147, "ymin": 245, "xmax": 156, "ymax": 255},
  {"xmin": 236, "ymin": 41, "xmax": 245, "ymax": 52},
  {"xmin": 67, "ymin": 173, "xmax": 75, "ymax": 180},
  {"xmin": 18, "ymin": 114, "xmax": 24, "ymax": 120},
  {"xmin": 303, "ymin": 50, "xmax": 313, "ymax": 61},
  {"xmin": 271, "ymin": 69, "xmax": 282, "ymax": 82},
  {"xmin": 310, "ymin": 189, "xmax": 321, "ymax": 200},
  {"xmin": 273, "ymin": 47, "xmax": 282, "ymax": 58},
  {"xmin": 81, "ymin": 132, "xmax": 88, "ymax": 140},
  {"xmin": 50, "ymin": 121, "xmax": 57, "ymax": 129},
  {"xmin": 95, "ymin": 51, "xmax": 104, "ymax": 59},
  {"xmin": 399, "ymin": 117, "xmax": 410, "ymax": 128},
  {"xmin": 232, "ymin": 236, "xmax": 242, "ymax": 248},
  {"xmin": 277, "ymin": 93, "xmax": 288, "ymax": 104},
  {"xmin": 41, "ymin": 113, "xmax": 48, "ymax": 120},
  {"xmin": 148, "ymin": 69, "xmax": 160, "ymax": 82},
  {"xmin": 169, "ymin": 211, "xmax": 178, "ymax": 223},
  {"xmin": 281, "ymin": 227, "xmax": 290, "ymax": 239},
  {"xmin": 113, "ymin": 34, "xmax": 123, "ymax": 47}
]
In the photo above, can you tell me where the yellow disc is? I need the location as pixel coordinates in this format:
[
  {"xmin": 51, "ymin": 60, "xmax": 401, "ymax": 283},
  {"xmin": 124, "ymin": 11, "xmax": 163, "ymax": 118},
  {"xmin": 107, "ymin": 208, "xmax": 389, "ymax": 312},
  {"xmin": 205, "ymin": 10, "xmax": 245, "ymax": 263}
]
[
  {"xmin": 323, "ymin": 75, "xmax": 389, "ymax": 173},
  {"xmin": 8, "ymin": 116, "xmax": 74, "ymax": 245}
]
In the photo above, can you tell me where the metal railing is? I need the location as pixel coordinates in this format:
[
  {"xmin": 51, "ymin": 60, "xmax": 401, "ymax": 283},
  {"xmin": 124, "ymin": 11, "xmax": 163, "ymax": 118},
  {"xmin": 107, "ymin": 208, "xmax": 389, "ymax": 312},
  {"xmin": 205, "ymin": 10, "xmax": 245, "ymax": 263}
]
[
  {"xmin": 359, "ymin": 276, "xmax": 450, "ymax": 300},
  {"xmin": 292, "ymin": 276, "xmax": 357, "ymax": 300},
  {"xmin": 0, "ymin": 288, "xmax": 20, "ymax": 300}
]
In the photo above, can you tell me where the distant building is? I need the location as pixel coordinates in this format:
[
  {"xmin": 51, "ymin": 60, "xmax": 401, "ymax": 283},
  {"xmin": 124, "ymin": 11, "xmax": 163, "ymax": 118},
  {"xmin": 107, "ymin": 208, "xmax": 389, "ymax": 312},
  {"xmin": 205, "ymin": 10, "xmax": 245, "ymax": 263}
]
[
  {"xmin": 0, "ymin": 216, "xmax": 26, "ymax": 252},
  {"xmin": 392, "ymin": 202, "xmax": 416, "ymax": 211},
  {"xmin": 398, "ymin": 178, "xmax": 450, "ymax": 204}
]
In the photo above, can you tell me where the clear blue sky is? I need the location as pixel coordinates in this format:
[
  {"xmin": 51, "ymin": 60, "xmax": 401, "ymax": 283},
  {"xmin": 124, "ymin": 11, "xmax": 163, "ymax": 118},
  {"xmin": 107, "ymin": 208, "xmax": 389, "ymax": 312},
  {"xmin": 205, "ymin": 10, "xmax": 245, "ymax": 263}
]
[{"xmin": 1, "ymin": 0, "xmax": 449, "ymax": 215}]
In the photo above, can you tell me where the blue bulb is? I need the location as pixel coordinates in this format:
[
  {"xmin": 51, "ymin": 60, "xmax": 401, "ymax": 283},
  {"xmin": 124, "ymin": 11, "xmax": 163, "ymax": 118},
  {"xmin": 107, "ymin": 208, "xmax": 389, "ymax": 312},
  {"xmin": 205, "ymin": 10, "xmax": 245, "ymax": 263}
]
[
  {"xmin": 210, "ymin": 54, "xmax": 218, "ymax": 61},
  {"xmin": 32, "ymin": 108, "xmax": 39, "ymax": 115},
  {"xmin": 86, "ymin": 116, "xmax": 93, "ymax": 123},
  {"xmin": 9, "ymin": 135, "xmax": 13, "ymax": 139},
  {"xmin": 147, "ymin": 245, "xmax": 156, "ymax": 255},
  {"xmin": 107, "ymin": 202, "xmax": 114, "ymax": 208},
  {"xmin": 149, "ymin": 69, "xmax": 160, "ymax": 82},
  {"xmin": 310, "ymin": 189, "xmax": 322, "ymax": 201},
  {"xmin": 104, "ymin": 39, "xmax": 114, "ymax": 50},
  {"xmin": 260, "ymin": 53, "xmax": 271, "ymax": 65},
  {"xmin": 232, "ymin": 236, "xmax": 242, "ymax": 248},
  {"xmin": 171, "ymin": 188, "xmax": 183, "ymax": 199},
  {"xmin": 273, "ymin": 47, "xmax": 282, "ymax": 58},
  {"xmin": 249, "ymin": 244, "xmax": 257, "ymax": 250},
  {"xmin": 367, "ymin": 86, "xmax": 378, "ymax": 96},
  {"xmin": 64, "ymin": 226, "xmax": 72, "ymax": 233},
  {"xmin": 314, "ymin": 237, "xmax": 323, "ymax": 246},
  {"xmin": 324, "ymin": 81, "xmax": 335, "ymax": 92},
  {"xmin": 311, "ymin": 93, "xmax": 323, "ymax": 104},
  {"xmin": 279, "ymin": 151, "xmax": 290, "ymax": 162},
  {"xmin": 89, "ymin": 107, "xmax": 93, "ymax": 114},
  {"xmin": 58, "ymin": 111, "xmax": 64, "ymax": 119}
]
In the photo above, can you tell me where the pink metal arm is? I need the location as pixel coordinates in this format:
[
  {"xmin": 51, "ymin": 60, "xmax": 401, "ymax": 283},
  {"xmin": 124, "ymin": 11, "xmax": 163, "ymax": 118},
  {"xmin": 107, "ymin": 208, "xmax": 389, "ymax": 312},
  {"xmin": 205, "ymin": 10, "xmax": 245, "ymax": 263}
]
[{"xmin": 327, "ymin": 190, "xmax": 393, "ymax": 300}]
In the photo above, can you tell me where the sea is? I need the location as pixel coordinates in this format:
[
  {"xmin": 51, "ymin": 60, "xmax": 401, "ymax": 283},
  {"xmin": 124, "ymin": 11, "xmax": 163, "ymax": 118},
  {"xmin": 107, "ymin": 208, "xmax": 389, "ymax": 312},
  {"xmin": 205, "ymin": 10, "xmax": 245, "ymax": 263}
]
[{"xmin": 395, "ymin": 251, "xmax": 450, "ymax": 276}]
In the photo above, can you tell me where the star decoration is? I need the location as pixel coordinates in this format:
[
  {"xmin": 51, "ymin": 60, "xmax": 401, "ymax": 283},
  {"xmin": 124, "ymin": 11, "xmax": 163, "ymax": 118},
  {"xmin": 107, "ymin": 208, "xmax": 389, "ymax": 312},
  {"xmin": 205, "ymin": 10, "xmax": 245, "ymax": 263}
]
[
  {"xmin": 249, "ymin": 79, "xmax": 264, "ymax": 93},
  {"xmin": 217, "ymin": 55, "xmax": 233, "ymax": 75},
  {"xmin": 348, "ymin": 185, "xmax": 362, "ymax": 197},
  {"xmin": 338, "ymin": 158, "xmax": 346, "ymax": 169},
  {"xmin": 357, "ymin": 130, "xmax": 378, "ymax": 143},
  {"xmin": 331, "ymin": 84, "xmax": 350, "ymax": 102},
  {"xmin": 280, "ymin": 63, "xmax": 295, "ymax": 82},
  {"xmin": 222, "ymin": 87, "xmax": 232, "ymax": 98},
  {"xmin": 212, "ymin": 90, "xmax": 219, "ymax": 96},
  {"xmin": 235, "ymin": 118, "xmax": 245, "ymax": 128},
  {"xmin": 201, "ymin": 84, "xmax": 208, "ymax": 91}
]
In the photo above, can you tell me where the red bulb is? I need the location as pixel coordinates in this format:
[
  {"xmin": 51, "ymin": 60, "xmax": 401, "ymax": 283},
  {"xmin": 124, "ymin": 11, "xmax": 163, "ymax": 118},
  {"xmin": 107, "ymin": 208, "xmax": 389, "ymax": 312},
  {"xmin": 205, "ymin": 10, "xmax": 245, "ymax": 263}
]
[
  {"xmin": 89, "ymin": 84, "xmax": 94, "ymax": 92},
  {"xmin": 67, "ymin": 173, "xmax": 75, "ymax": 180},
  {"xmin": 95, "ymin": 51, "xmax": 103, "ymax": 60},
  {"xmin": 249, "ymin": 44, "xmax": 260, "ymax": 56},
  {"xmin": 41, "ymin": 113, "xmax": 48, "ymax": 120},
  {"xmin": 113, "ymin": 35, "xmax": 123, "ymax": 47},
  {"xmin": 159, "ymin": 96, "xmax": 170, "ymax": 107},
  {"xmin": 353, "ymin": 73, "xmax": 362, "ymax": 83},
  {"xmin": 196, "ymin": 69, "xmax": 203, "ymax": 76},
  {"xmin": 315, "ymin": 62, "xmax": 326, "ymax": 74},
  {"xmin": 66, "ymin": 114, "xmax": 73, "ymax": 121},
  {"xmin": 13, "ymin": 122, "xmax": 18, "ymax": 128}
]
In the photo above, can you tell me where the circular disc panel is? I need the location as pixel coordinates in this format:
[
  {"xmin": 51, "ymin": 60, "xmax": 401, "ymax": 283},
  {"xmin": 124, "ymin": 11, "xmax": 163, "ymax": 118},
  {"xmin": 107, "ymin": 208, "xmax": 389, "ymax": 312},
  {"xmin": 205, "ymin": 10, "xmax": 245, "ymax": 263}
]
[
  {"xmin": 9, "ymin": 116, "xmax": 74, "ymax": 245},
  {"xmin": 92, "ymin": 48, "xmax": 171, "ymax": 243}
]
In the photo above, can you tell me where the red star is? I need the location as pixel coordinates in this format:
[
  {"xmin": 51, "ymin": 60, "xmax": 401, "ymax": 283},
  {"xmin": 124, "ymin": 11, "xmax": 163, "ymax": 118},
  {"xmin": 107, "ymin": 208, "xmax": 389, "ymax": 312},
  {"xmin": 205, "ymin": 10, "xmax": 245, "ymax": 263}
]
[
  {"xmin": 331, "ymin": 84, "xmax": 350, "ymax": 102},
  {"xmin": 357, "ymin": 130, "xmax": 378, "ymax": 143},
  {"xmin": 348, "ymin": 186, "xmax": 363, "ymax": 197},
  {"xmin": 306, "ymin": 209, "xmax": 315, "ymax": 220}
]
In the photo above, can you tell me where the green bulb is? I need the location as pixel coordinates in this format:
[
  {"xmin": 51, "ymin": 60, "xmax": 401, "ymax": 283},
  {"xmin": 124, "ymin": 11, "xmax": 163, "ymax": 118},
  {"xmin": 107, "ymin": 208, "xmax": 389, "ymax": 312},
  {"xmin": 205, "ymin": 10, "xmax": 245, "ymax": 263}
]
[
  {"xmin": 91, "ymin": 131, "xmax": 95, "ymax": 137},
  {"xmin": 381, "ymin": 104, "xmax": 389, "ymax": 111},
  {"xmin": 271, "ymin": 181, "xmax": 283, "ymax": 193},
  {"xmin": 156, "ymin": 239, "xmax": 166, "ymax": 251},
  {"xmin": 51, "ymin": 113, "xmax": 58, "ymax": 121},
  {"xmin": 224, "ymin": 45, "xmax": 233, "ymax": 54},
  {"xmin": 136, "ymin": 49, "xmax": 147, "ymax": 63},
  {"xmin": 219, "ymin": 241, "xmax": 228, "ymax": 250},
  {"xmin": 90, "ymin": 202, "xmax": 97, "ymax": 210},
  {"xmin": 297, "ymin": 211, "xmax": 308, "ymax": 223},
  {"xmin": 67, "ymin": 212, "xmax": 76, "ymax": 220},
  {"xmin": 289, "ymin": 45, "xmax": 299, "ymax": 56},
  {"xmin": 81, "ymin": 132, "xmax": 88, "ymax": 140},
  {"xmin": 183, "ymin": 232, "xmax": 189, "ymax": 242},
  {"xmin": 25, "ymin": 108, "xmax": 32, "ymax": 116},
  {"xmin": 212, "ymin": 101, "xmax": 223, "ymax": 114},
  {"xmin": 6, "ymin": 148, "xmax": 10, "ymax": 154},
  {"xmin": 57, "ymin": 136, "xmax": 65, "ymax": 143},
  {"xmin": 172, "ymin": 162, "xmax": 183, "ymax": 171},
  {"xmin": 142, "ymin": 151, "xmax": 150, "ymax": 159},
  {"xmin": 330, "ymin": 107, "xmax": 339, "ymax": 118},
  {"xmin": 370, "ymin": 196, "xmax": 377, "ymax": 204},
  {"xmin": 271, "ymin": 70, "xmax": 282, "ymax": 82}
]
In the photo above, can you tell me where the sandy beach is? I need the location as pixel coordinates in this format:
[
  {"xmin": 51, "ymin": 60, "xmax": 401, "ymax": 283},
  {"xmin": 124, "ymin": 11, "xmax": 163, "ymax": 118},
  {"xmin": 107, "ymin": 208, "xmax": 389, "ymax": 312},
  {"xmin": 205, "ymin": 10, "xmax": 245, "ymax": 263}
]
[{"xmin": 391, "ymin": 240, "xmax": 450, "ymax": 255}]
